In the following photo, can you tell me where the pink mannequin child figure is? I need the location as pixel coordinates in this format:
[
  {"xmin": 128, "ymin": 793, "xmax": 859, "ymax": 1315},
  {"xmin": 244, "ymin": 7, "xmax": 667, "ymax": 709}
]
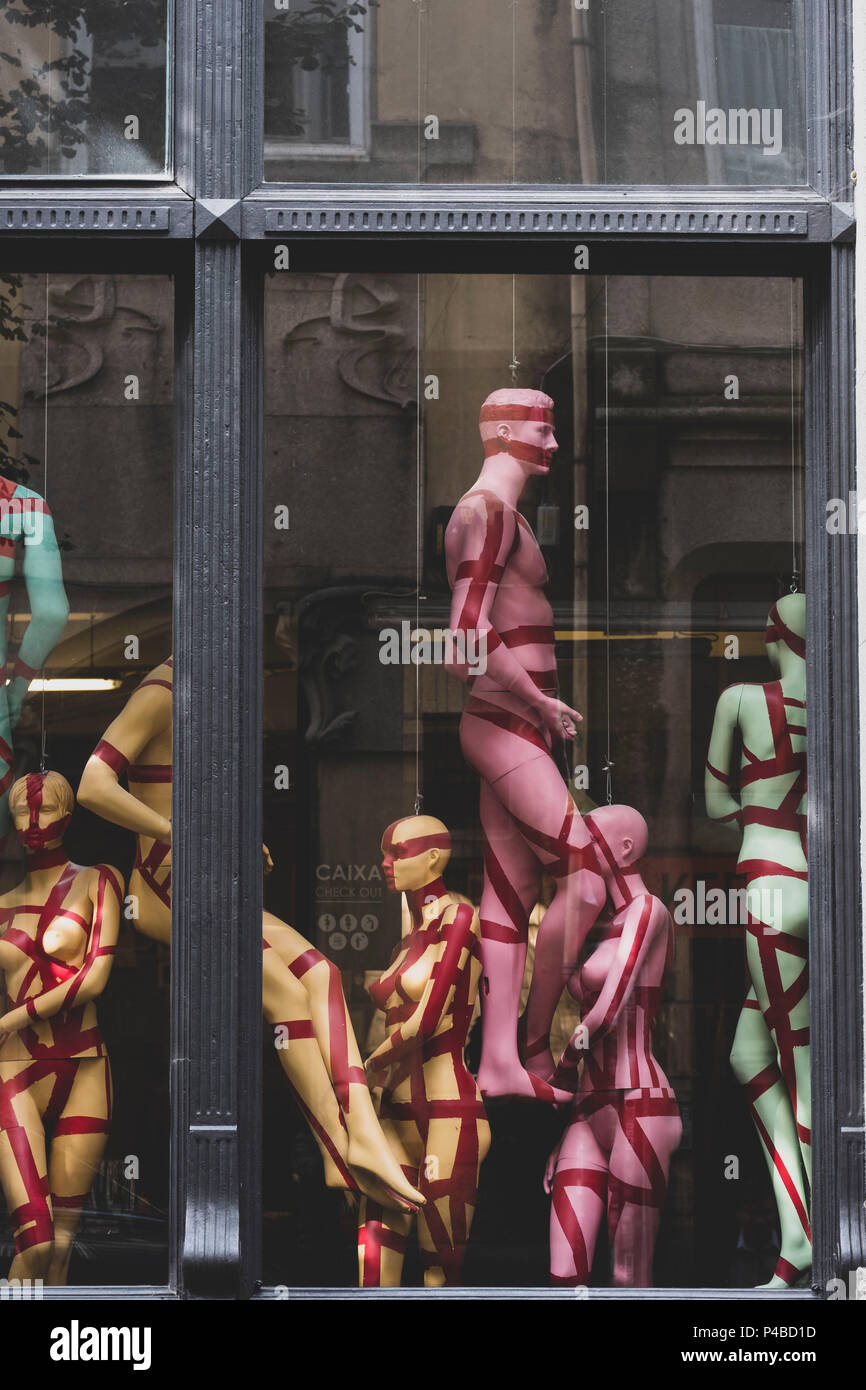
[
  {"xmin": 444, "ymin": 388, "xmax": 606, "ymax": 1102},
  {"xmin": 546, "ymin": 805, "xmax": 681, "ymax": 1287}
]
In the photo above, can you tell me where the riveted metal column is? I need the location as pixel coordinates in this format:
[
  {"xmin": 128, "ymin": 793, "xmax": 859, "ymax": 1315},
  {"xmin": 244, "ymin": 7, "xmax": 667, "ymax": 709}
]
[{"xmin": 173, "ymin": 0, "xmax": 263, "ymax": 1298}]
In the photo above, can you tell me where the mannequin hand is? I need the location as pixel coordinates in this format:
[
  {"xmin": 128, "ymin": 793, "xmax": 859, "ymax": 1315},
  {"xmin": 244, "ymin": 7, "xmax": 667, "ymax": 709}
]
[
  {"xmin": 539, "ymin": 695, "xmax": 583, "ymax": 742},
  {"xmin": 262, "ymin": 844, "xmax": 274, "ymax": 876},
  {"xmin": 159, "ymin": 818, "xmax": 172, "ymax": 845},
  {"xmin": 543, "ymin": 1141, "xmax": 562, "ymax": 1195},
  {"xmin": 5, "ymin": 674, "xmax": 27, "ymax": 730}
]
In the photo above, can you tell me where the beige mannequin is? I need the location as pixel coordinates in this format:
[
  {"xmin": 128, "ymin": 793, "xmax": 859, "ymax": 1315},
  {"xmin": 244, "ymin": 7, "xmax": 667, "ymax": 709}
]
[
  {"xmin": 359, "ymin": 815, "xmax": 490, "ymax": 1287},
  {"xmin": 0, "ymin": 772, "xmax": 122, "ymax": 1284},
  {"xmin": 77, "ymin": 658, "xmax": 424, "ymax": 1214}
]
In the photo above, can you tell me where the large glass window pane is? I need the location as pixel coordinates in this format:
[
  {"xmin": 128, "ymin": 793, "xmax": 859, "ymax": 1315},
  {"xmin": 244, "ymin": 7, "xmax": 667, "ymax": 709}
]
[
  {"xmin": 263, "ymin": 0, "xmax": 807, "ymax": 186},
  {"xmin": 0, "ymin": 272, "xmax": 173, "ymax": 1285},
  {"xmin": 0, "ymin": 2, "xmax": 169, "ymax": 177},
  {"xmin": 262, "ymin": 269, "xmax": 807, "ymax": 1291}
]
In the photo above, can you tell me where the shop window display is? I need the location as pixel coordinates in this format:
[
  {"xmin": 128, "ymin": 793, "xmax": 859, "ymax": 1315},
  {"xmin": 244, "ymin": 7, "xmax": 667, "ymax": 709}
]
[
  {"xmin": 262, "ymin": 270, "xmax": 806, "ymax": 1289},
  {"xmin": 0, "ymin": 272, "xmax": 173, "ymax": 1284}
]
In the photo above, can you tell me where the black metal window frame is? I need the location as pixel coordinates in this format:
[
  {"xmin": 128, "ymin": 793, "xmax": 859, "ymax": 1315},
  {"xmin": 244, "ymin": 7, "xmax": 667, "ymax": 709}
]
[{"xmin": 0, "ymin": 0, "xmax": 860, "ymax": 1302}]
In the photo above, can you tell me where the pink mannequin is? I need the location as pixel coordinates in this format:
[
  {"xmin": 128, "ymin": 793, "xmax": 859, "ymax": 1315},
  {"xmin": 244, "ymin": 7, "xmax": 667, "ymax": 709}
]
[
  {"xmin": 545, "ymin": 805, "xmax": 681, "ymax": 1287},
  {"xmin": 445, "ymin": 388, "xmax": 606, "ymax": 1102}
]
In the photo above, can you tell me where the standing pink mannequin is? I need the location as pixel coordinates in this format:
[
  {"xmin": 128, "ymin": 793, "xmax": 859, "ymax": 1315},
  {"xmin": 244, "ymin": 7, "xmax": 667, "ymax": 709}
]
[
  {"xmin": 445, "ymin": 389, "xmax": 606, "ymax": 1101},
  {"xmin": 546, "ymin": 805, "xmax": 681, "ymax": 1287}
]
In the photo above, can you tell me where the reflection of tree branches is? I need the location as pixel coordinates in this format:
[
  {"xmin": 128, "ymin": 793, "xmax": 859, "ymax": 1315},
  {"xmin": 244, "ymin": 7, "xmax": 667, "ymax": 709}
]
[
  {"xmin": 266, "ymin": 0, "xmax": 377, "ymax": 138},
  {"xmin": 0, "ymin": 275, "xmax": 39, "ymax": 485},
  {"xmin": 0, "ymin": 0, "xmax": 164, "ymax": 172}
]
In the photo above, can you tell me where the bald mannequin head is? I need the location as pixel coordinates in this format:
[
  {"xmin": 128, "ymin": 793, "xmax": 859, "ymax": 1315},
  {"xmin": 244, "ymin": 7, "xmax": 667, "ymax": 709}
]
[
  {"xmin": 478, "ymin": 387, "xmax": 557, "ymax": 476},
  {"xmin": 381, "ymin": 814, "xmax": 452, "ymax": 894},
  {"xmin": 765, "ymin": 592, "xmax": 806, "ymax": 673},
  {"xmin": 585, "ymin": 804, "xmax": 648, "ymax": 869}
]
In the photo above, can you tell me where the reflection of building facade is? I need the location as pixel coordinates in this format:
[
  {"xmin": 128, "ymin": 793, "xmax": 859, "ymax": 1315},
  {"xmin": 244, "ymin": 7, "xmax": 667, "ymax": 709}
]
[{"xmin": 265, "ymin": 0, "xmax": 805, "ymax": 185}]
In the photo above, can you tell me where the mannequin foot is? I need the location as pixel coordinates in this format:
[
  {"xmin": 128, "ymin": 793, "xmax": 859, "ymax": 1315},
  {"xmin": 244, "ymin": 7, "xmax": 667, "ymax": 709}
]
[
  {"xmin": 347, "ymin": 1131, "xmax": 425, "ymax": 1212},
  {"xmin": 350, "ymin": 1168, "xmax": 423, "ymax": 1214},
  {"xmin": 478, "ymin": 1059, "xmax": 574, "ymax": 1105},
  {"xmin": 321, "ymin": 1151, "xmax": 360, "ymax": 1195}
]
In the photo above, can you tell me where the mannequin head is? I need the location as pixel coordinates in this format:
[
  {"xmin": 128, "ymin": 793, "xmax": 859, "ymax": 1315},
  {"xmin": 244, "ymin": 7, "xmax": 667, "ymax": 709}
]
[
  {"xmin": 765, "ymin": 592, "xmax": 806, "ymax": 673},
  {"xmin": 585, "ymin": 804, "xmax": 648, "ymax": 872},
  {"xmin": 478, "ymin": 388, "xmax": 557, "ymax": 477},
  {"xmin": 381, "ymin": 815, "xmax": 451, "ymax": 894},
  {"xmin": 9, "ymin": 771, "xmax": 74, "ymax": 851}
]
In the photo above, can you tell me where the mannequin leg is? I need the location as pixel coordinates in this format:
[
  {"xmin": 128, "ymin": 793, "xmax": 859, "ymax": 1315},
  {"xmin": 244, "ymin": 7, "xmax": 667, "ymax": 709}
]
[
  {"xmin": 0, "ymin": 1069, "xmax": 53, "ymax": 1280},
  {"xmin": 357, "ymin": 1120, "xmax": 416, "ymax": 1287},
  {"xmin": 607, "ymin": 1096, "xmax": 681, "ymax": 1287},
  {"xmin": 475, "ymin": 780, "xmax": 542, "ymax": 1098},
  {"xmin": 262, "ymin": 934, "xmax": 356, "ymax": 1192},
  {"xmin": 263, "ymin": 921, "xmax": 423, "ymax": 1211},
  {"xmin": 128, "ymin": 870, "xmax": 172, "ymax": 945},
  {"xmin": 415, "ymin": 1112, "xmax": 491, "ymax": 1287},
  {"xmin": 730, "ymin": 988, "xmax": 811, "ymax": 1286},
  {"xmin": 47, "ymin": 1057, "xmax": 112, "ymax": 1285},
  {"xmin": 550, "ymin": 1113, "xmax": 609, "ymax": 1285},
  {"xmin": 490, "ymin": 753, "xmax": 606, "ymax": 1085}
]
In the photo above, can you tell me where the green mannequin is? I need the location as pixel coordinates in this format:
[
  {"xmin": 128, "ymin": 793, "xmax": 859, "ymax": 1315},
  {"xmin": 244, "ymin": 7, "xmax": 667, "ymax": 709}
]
[{"xmin": 705, "ymin": 593, "xmax": 809, "ymax": 1288}]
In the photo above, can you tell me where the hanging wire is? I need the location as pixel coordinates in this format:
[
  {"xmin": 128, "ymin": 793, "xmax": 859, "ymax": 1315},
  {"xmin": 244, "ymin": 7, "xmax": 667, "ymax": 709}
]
[
  {"xmin": 413, "ymin": 274, "xmax": 424, "ymax": 816},
  {"xmin": 39, "ymin": 274, "xmax": 50, "ymax": 771},
  {"xmin": 602, "ymin": 275, "xmax": 613, "ymax": 804},
  {"xmin": 511, "ymin": 0, "xmax": 517, "ymax": 185},
  {"xmin": 415, "ymin": 0, "xmax": 424, "ymax": 184},
  {"xmin": 789, "ymin": 278, "xmax": 800, "ymax": 594},
  {"xmin": 509, "ymin": 275, "xmax": 520, "ymax": 383}
]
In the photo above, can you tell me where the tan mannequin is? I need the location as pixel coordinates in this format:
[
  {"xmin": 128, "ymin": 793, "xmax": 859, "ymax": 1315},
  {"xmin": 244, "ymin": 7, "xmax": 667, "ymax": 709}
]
[
  {"xmin": 358, "ymin": 816, "xmax": 490, "ymax": 1287},
  {"xmin": 77, "ymin": 658, "xmax": 424, "ymax": 1215},
  {"xmin": 0, "ymin": 772, "xmax": 122, "ymax": 1284}
]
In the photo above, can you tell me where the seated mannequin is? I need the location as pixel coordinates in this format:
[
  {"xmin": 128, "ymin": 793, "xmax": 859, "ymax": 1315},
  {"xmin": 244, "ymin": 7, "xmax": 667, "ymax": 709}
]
[
  {"xmin": 77, "ymin": 658, "xmax": 424, "ymax": 1215},
  {"xmin": 546, "ymin": 805, "xmax": 681, "ymax": 1288}
]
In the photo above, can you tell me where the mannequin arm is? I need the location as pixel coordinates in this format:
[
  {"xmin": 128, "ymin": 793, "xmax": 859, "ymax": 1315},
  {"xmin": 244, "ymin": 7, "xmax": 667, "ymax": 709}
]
[
  {"xmin": 6, "ymin": 504, "xmax": 69, "ymax": 727},
  {"xmin": 705, "ymin": 684, "xmax": 744, "ymax": 825},
  {"xmin": 78, "ymin": 684, "xmax": 172, "ymax": 841},
  {"xmin": 0, "ymin": 866, "xmax": 121, "ymax": 1032},
  {"xmin": 365, "ymin": 903, "xmax": 476, "ymax": 1074},
  {"xmin": 544, "ymin": 1135, "xmax": 564, "ymax": 1194},
  {"xmin": 555, "ymin": 897, "xmax": 665, "ymax": 1075}
]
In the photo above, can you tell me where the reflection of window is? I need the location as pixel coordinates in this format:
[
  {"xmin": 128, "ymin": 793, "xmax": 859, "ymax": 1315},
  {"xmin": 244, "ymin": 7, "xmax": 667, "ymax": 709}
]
[
  {"xmin": 714, "ymin": 24, "xmax": 800, "ymax": 183},
  {"xmin": 264, "ymin": 0, "xmax": 369, "ymax": 159},
  {"xmin": 690, "ymin": 0, "xmax": 803, "ymax": 185}
]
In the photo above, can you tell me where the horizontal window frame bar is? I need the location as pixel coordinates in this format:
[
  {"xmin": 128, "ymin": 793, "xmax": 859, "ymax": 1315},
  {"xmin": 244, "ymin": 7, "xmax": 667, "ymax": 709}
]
[
  {"xmin": 250, "ymin": 1286, "xmax": 819, "ymax": 1302},
  {"xmin": 0, "ymin": 191, "xmax": 850, "ymax": 244}
]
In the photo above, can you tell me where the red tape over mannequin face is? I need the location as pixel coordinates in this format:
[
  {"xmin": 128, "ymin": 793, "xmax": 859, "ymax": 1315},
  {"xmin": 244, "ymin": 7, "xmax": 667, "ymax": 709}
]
[
  {"xmin": 19, "ymin": 774, "xmax": 70, "ymax": 851},
  {"xmin": 585, "ymin": 816, "xmax": 632, "ymax": 905},
  {"xmin": 480, "ymin": 402, "xmax": 556, "ymax": 470}
]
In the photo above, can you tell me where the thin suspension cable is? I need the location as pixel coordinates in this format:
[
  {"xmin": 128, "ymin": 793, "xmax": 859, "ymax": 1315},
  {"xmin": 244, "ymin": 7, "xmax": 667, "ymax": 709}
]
[
  {"xmin": 512, "ymin": 0, "xmax": 517, "ymax": 184},
  {"xmin": 790, "ymin": 278, "xmax": 799, "ymax": 590},
  {"xmin": 603, "ymin": 275, "xmax": 612, "ymax": 804},
  {"xmin": 40, "ymin": 274, "xmax": 50, "ymax": 770},
  {"xmin": 510, "ymin": 275, "xmax": 520, "ymax": 383},
  {"xmin": 416, "ymin": 0, "xmax": 424, "ymax": 184},
  {"xmin": 414, "ymin": 274, "xmax": 423, "ymax": 815}
]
